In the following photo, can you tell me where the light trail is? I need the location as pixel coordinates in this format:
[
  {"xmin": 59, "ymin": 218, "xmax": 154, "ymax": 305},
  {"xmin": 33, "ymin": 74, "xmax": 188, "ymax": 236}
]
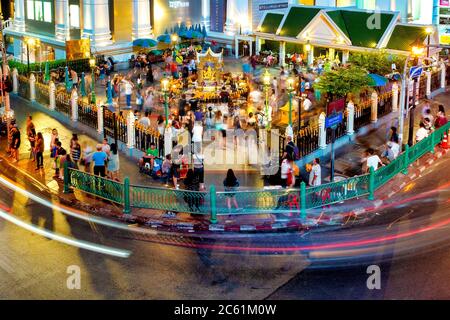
[{"xmin": 0, "ymin": 208, "xmax": 131, "ymax": 258}]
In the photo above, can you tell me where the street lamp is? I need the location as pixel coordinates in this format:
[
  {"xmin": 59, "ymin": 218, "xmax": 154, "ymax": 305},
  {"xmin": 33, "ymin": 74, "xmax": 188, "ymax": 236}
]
[
  {"xmin": 171, "ymin": 34, "xmax": 178, "ymax": 51},
  {"xmin": 425, "ymin": 27, "xmax": 434, "ymax": 58},
  {"xmin": 262, "ymin": 68, "xmax": 271, "ymax": 129},
  {"xmin": 89, "ymin": 56, "xmax": 96, "ymax": 104},
  {"xmin": 161, "ymin": 76, "xmax": 170, "ymax": 127},
  {"xmin": 24, "ymin": 37, "xmax": 40, "ymax": 75}
]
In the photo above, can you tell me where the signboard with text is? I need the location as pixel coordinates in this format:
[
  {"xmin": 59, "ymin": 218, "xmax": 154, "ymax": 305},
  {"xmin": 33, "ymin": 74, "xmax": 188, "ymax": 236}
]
[{"xmin": 439, "ymin": 0, "xmax": 450, "ymax": 45}]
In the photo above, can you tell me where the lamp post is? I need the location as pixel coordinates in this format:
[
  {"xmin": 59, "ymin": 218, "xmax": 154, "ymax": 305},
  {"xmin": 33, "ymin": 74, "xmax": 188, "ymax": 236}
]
[
  {"xmin": 161, "ymin": 76, "xmax": 170, "ymax": 127},
  {"xmin": 89, "ymin": 56, "xmax": 96, "ymax": 104},
  {"xmin": 24, "ymin": 37, "xmax": 39, "ymax": 75},
  {"xmin": 262, "ymin": 68, "xmax": 271, "ymax": 130},
  {"xmin": 425, "ymin": 27, "xmax": 433, "ymax": 59}
]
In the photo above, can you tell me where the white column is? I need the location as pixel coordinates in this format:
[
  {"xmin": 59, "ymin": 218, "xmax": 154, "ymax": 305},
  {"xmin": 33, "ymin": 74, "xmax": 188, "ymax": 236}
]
[
  {"xmin": 49, "ymin": 81, "xmax": 56, "ymax": 110},
  {"xmin": 342, "ymin": 50, "xmax": 350, "ymax": 64},
  {"xmin": 426, "ymin": 71, "xmax": 432, "ymax": 98},
  {"xmin": 318, "ymin": 112, "xmax": 327, "ymax": 149},
  {"xmin": 13, "ymin": 0, "xmax": 26, "ymax": 32},
  {"xmin": 279, "ymin": 41, "xmax": 286, "ymax": 67},
  {"xmin": 132, "ymin": 0, "xmax": 153, "ymax": 40},
  {"xmin": 97, "ymin": 105, "xmax": 104, "ymax": 135},
  {"xmin": 29, "ymin": 73, "xmax": 36, "ymax": 101},
  {"xmin": 12, "ymin": 68, "xmax": 18, "ymax": 94},
  {"xmin": 328, "ymin": 48, "xmax": 335, "ymax": 60},
  {"xmin": 83, "ymin": 0, "xmax": 113, "ymax": 48},
  {"xmin": 235, "ymin": 37, "xmax": 239, "ymax": 59},
  {"xmin": 71, "ymin": 89, "xmax": 78, "ymax": 122},
  {"xmin": 249, "ymin": 40, "xmax": 253, "ymax": 57},
  {"xmin": 307, "ymin": 46, "xmax": 314, "ymax": 66},
  {"xmin": 346, "ymin": 101, "xmax": 355, "ymax": 136},
  {"xmin": 127, "ymin": 111, "xmax": 136, "ymax": 149},
  {"xmin": 371, "ymin": 91, "xmax": 378, "ymax": 123},
  {"xmin": 441, "ymin": 63, "xmax": 447, "ymax": 89},
  {"xmin": 255, "ymin": 37, "xmax": 262, "ymax": 55},
  {"xmin": 55, "ymin": 0, "xmax": 70, "ymax": 41},
  {"xmin": 164, "ymin": 127, "xmax": 173, "ymax": 156},
  {"xmin": 202, "ymin": 0, "xmax": 211, "ymax": 31},
  {"xmin": 392, "ymin": 82, "xmax": 399, "ymax": 112}
]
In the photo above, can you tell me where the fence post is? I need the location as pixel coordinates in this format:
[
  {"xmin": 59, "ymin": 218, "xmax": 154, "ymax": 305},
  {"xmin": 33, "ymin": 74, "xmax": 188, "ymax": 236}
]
[
  {"xmin": 63, "ymin": 161, "xmax": 70, "ymax": 194},
  {"xmin": 97, "ymin": 104, "xmax": 104, "ymax": 135},
  {"xmin": 368, "ymin": 167, "xmax": 375, "ymax": 201},
  {"xmin": 392, "ymin": 82, "xmax": 399, "ymax": 112},
  {"xmin": 371, "ymin": 91, "xmax": 378, "ymax": 123},
  {"xmin": 71, "ymin": 89, "xmax": 78, "ymax": 122},
  {"xmin": 318, "ymin": 112, "xmax": 327, "ymax": 149},
  {"xmin": 402, "ymin": 144, "xmax": 410, "ymax": 175},
  {"xmin": 123, "ymin": 177, "xmax": 131, "ymax": 214},
  {"xmin": 210, "ymin": 184, "xmax": 217, "ymax": 224},
  {"xmin": 126, "ymin": 110, "xmax": 136, "ymax": 150},
  {"xmin": 441, "ymin": 63, "xmax": 446, "ymax": 89},
  {"xmin": 426, "ymin": 71, "xmax": 432, "ymax": 98},
  {"xmin": 29, "ymin": 73, "xmax": 36, "ymax": 101},
  {"xmin": 12, "ymin": 68, "xmax": 18, "ymax": 94},
  {"xmin": 346, "ymin": 100, "xmax": 355, "ymax": 136},
  {"xmin": 300, "ymin": 181, "xmax": 306, "ymax": 219},
  {"xmin": 49, "ymin": 81, "xmax": 56, "ymax": 110}
]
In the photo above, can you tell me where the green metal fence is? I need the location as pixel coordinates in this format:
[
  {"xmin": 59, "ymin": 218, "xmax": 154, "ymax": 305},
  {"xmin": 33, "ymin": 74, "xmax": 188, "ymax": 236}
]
[{"xmin": 65, "ymin": 121, "xmax": 450, "ymax": 223}]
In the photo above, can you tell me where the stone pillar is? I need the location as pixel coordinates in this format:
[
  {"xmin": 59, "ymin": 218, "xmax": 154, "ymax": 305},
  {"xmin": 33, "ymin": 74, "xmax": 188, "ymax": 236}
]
[
  {"xmin": 127, "ymin": 111, "xmax": 136, "ymax": 149},
  {"xmin": 82, "ymin": 0, "xmax": 113, "ymax": 47},
  {"xmin": 346, "ymin": 101, "xmax": 355, "ymax": 136},
  {"xmin": 307, "ymin": 46, "xmax": 314, "ymax": 66},
  {"xmin": 29, "ymin": 73, "xmax": 36, "ymax": 101},
  {"xmin": 164, "ymin": 127, "xmax": 173, "ymax": 156},
  {"xmin": 132, "ymin": 0, "xmax": 153, "ymax": 39},
  {"xmin": 235, "ymin": 37, "xmax": 239, "ymax": 59},
  {"xmin": 279, "ymin": 41, "xmax": 286, "ymax": 67},
  {"xmin": 342, "ymin": 50, "xmax": 350, "ymax": 64},
  {"xmin": 255, "ymin": 37, "xmax": 262, "ymax": 55},
  {"xmin": 55, "ymin": 0, "xmax": 70, "ymax": 41},
  {"xmin": 49, "ymin": 81, "xmax": 56, "ymax": 110},
  {"xmin": 426, "ymin": 71, "xmax": 432, "ymax": 98},
  {"xmin": 13, "ymin": 0, "xmax": 26, "ymax": 32},
  {"xmin": 318, "ymin": 112, "xmax": 327, "ymax": 150},
  {"xmin": 12, "ymin": 68, "xmax": 18, "ymax": 94},
  {"xmin": 71, "ymin": 89, "xmax": 78, "ymax": 122},
  {"xmin": 371, "ymin": 91, "xmax": 378, "ymax": 123},
  {"xmin": 328, "ymin": 48, "xmax": 335, "ymax": 60},
  {"xmin": 392, "ymin": 82, "xmax": 399, "ymax": 112},
  {"xmin": 249, "ymin": 40, "xmax": 253, "ymax": 57},
  {"xmin": 97, "ymin": 105, "xmax": 104, "ymax": 135},
  {"xmin": 441, "ymin": 62, "xmax": 447, "ymax": 89}
]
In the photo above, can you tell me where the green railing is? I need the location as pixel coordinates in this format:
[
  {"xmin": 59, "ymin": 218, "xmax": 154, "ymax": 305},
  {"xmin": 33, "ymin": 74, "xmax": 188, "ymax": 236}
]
[{"xmin": 65, "ymin": 121, "xmax": 450, "ymax": 223}]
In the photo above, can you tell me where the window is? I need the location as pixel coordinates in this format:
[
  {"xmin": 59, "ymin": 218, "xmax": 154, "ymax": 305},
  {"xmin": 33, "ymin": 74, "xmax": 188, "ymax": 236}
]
[
  {"xmin": 69, "ymin": 4, "xmax": 80, "ymax": 28},
  {"xmin": 26, "ymin": 0, "xmax": 52, "ymax": 23}
]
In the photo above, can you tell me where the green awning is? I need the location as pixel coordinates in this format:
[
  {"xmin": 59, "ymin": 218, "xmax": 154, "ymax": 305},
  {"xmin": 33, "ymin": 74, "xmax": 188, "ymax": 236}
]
[
  {"xmin": 386, "ymin": 25, "xmax": 428, "ymax": 51},
  {"xmin": 278, "ymin": 7, "xmax": 321, "ymax": 37},
  {"xmin": 260, "ymin": 13, "xmax": 284, "ymax": 34}
]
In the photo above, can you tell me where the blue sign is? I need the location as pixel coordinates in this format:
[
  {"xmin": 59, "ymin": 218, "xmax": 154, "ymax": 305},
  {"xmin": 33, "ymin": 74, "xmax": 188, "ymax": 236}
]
[
  {"xmin": 326, "ymin": 113, "xmax": 343, "ymax": 129},
  {"xmin": 409, "ymin": 66, "xmax": 423, "ymax": 79}
]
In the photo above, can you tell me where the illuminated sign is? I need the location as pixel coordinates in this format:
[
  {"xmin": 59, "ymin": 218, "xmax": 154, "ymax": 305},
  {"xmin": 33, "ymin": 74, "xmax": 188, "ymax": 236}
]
[
  {"xmin": 259, "ymin": 2, "xmax": 288, "ymax": 11},
  {"xmin": 439, "ymin": 0, "xmax": 450, "ymax": 45},
  {"xmin": 169, "ymin": 1, "xmax": 189, "ymax": 8}
]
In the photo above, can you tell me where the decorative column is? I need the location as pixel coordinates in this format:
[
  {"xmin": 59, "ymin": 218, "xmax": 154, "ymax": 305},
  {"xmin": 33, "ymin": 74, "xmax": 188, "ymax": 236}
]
[
  {"xmin": 126, "ymin": 111, "xmax": 136, "ymax": 149},
  {"xmin": 371, "ymin": 91, "xmax": 378, "ymax": 123},
  {"xmin": 71, "ymin": 89, "xmax": 78, "ymax": 122},
  {"xmin": 13, "ymin": 0, "xmax": 26, "ymax": 32},
  {"xmin": 12, "ymin": 68, "xmax": 18, "ymax": 94},
  {"xmin": 255, "ymin": 37, "xmax": 262, "ymax": 55},
  {"xmin": 279, "ymin": 41, "xmax": 286, "ymax": 67},
  {"xmin": 164, "ymin": 127, "xmax": 173, "ymax": 156},
  {"xmin": 342, "ymin": 51, "xmax": 350, "ymax": 64},
  {"xmin": 132, "ymin": 0, "xmax": 153, "ymax": 39},
  {"xmin": 29, "ymin": 73, "xmax": 36, "ymax": 101},
  {"xmin": 318, "ymin": 112, "xmax": 327, "ymax": 150},
  {"xmin": 55, "ymin": 0, "xmax": 70, "ymax": 41},
  {"xmin": 346, "ymin": 101, "xmax": 355, "ymax": 136},
  {"xmin": 97, "ymin": 105, "xmax": 104, "ymax": 135},
  {"xmin": 441, "ymin": 62, "xmax": 447, "ymax": 89},
  {"xmin": 82, "ymin": 0, "xmax": 113, "ymax": 48},
  {"xmin": 392, "ymin": 82, "xmax": 399, "ymax": 112},
  {"xmin": 426, "ymin": 71, "xmax": 432, "ymax": 98},
  {"xmin": 49, "ymin": 81, "xmax": 56, "ymax": 110}
]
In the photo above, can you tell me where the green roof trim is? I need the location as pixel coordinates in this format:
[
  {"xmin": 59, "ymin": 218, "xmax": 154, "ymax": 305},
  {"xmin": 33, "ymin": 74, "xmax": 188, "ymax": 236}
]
[
  {"xmin": 386, "ymin": 25, "xmax": 428, "ymax": 51},
  {"xmin": 260, "ymin": 13, "xmax": 284, "ymax": 34},
  {"xmin": 327, "ymin": 10, "xmax": 395, "ymax": 48},
  {"xmin": 279, "ymin": 7, "xmax": 321, "ymax": 38}
]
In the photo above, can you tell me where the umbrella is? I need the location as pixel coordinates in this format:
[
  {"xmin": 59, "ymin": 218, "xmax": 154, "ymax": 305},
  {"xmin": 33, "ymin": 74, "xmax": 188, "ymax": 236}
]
[
  {"xmin": 149, "ymin": 50, "xmax": 163, "ymax": 56},
  {"xmin": 133, "ymin": 38, "xmax": 157, "ymax": 48},
  {"xmin": 106, "ymin": 80, "xmax": 113, "ymax": 105},
  {"xmin": 157, "ymin": 34, "xmax": 171, "ymax": 44},
  {"xmin": 44, "ymin": 61, "xmax": 50, "ymax": 83},
  {"xmin": 368, "ymin": 74, "xmax": 388, "ymax": 87},
  {"xmin": 80, "ymin": 72, "xmax": 86, "ymax": 97}
]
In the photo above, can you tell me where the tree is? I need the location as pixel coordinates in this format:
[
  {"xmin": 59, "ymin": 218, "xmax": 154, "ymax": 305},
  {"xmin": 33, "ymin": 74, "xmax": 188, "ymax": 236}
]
[
  {"xmin": 348, "ymin": 51, "xmax": 406, "ymax": 75},
  {"xmin": 314, "ymin": 65, "xmax": 371, "ymax": 100}
]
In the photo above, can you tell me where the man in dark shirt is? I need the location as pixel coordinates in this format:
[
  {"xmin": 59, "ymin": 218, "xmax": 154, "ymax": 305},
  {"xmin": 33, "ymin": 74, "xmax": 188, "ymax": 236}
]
[
  {"xmin": 283, "ymin": 135, "xmax": 296, "ymax": 160},
  {"xmin": 10, "ymin": 125, "xmax": 21, "ymax": 162},
  {"xmin": 178, "ymin": 94, "xmax": 187, "ymax": 119}
]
